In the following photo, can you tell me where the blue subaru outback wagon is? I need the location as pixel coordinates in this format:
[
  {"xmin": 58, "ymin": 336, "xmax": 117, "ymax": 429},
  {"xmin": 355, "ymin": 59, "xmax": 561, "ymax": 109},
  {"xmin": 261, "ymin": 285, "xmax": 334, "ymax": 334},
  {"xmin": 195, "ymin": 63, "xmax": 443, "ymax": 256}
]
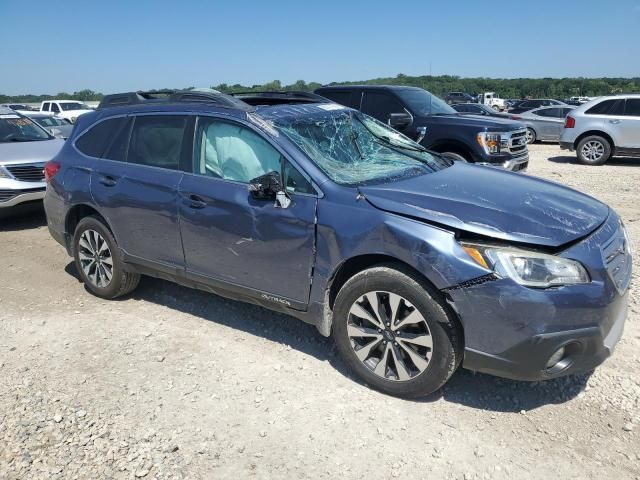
[{"xmin": 44, "ymin": 89, "xmax": 632, "ymax": 397}]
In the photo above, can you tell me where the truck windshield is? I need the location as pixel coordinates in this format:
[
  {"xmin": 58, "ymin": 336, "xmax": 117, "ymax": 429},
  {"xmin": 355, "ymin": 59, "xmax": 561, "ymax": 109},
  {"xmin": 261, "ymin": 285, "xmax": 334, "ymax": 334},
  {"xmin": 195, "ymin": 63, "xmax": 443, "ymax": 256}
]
[
  {"xmin": 396, "ymin": 89, "xmax": 457, "ymax": 116},
  {"xmin": 274, "ymin": 108, "xmax": 451, "ymax": 186},
  {"xmin": 0, "ymin": 115, "xmax": 52, "ymax": 142}
]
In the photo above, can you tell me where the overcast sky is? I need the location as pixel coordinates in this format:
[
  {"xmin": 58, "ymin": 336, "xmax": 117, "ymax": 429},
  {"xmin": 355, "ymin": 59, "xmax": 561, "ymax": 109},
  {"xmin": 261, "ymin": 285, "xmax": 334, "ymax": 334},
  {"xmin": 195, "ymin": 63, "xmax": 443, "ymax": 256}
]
[{"xmin": 1, "ymin": 0, "xmax": 639, "ymax": 95}]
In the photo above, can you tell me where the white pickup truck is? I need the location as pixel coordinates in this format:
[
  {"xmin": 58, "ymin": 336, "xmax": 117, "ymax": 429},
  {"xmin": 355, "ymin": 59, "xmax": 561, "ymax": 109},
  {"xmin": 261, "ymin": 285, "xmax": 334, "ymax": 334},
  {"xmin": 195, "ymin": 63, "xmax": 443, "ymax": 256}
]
[{"xmin": 40, "ymin": 100, "xmax": 94, "ymax": 123}]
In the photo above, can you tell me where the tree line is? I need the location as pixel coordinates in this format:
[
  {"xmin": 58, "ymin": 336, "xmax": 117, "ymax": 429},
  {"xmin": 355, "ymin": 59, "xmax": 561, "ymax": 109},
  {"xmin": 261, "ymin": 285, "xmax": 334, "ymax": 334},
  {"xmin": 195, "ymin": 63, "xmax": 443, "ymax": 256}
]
[{"xmin": 3, "ymin": 75, "xmax": 639, "ymax": 103}]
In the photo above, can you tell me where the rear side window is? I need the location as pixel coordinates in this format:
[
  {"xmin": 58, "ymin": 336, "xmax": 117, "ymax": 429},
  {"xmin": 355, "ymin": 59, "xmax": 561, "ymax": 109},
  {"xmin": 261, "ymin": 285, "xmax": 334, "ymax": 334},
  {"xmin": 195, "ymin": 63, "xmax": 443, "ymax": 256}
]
[
  {"xmin": 624, "ymin": 99, "xmax": 640, "ymax": 116},
  {"xmin": 127, "ymin": 115, "xmax": 187, "ymax": 170},
  {"xmin": 318, "ymin": 90, "xmax": 355, "ymax": 108},
  {"xmin": 75, "ymin": 117, "xmax": 127, "ymax": 158},
  {"xmin": 361, "ymin": 92, "xmax": 405, "ymax": 122},
  {"xmin": 42, "ymin": 102, "xmax": 50, "ymax": 111},
  {"xmin": 103, "ymin": 117, "xmax": 132, "ymax": 162},
  {"xmin": 585, "ymin": 99, "xmax": 624, "ymax": 115}
]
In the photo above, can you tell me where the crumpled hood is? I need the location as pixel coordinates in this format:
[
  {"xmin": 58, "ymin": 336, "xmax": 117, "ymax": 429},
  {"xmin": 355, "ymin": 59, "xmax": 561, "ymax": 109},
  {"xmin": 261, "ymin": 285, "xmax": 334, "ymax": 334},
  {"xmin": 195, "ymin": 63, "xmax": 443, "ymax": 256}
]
[
  {"xmin": 360, "ymin": 163, "xmax": 609, "ymax": 247},
  {"xmin": 0, "ymin": 138, "xmax": 64, "ymax": 165}
]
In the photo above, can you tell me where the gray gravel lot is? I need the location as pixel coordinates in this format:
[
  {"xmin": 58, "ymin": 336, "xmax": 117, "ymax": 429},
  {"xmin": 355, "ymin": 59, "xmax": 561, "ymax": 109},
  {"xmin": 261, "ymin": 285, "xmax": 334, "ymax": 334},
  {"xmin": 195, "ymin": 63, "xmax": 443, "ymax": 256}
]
[{"xmin": 0, "ymin": 144, "xmax": 639, "ymax": 480}]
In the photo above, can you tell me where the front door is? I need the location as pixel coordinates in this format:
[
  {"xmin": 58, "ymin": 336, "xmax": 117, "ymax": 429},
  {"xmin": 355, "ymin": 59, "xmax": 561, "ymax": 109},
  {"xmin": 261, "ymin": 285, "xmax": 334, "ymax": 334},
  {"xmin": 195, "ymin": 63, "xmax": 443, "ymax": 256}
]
[{"xmin": 179, "ymin": 117, "xmax": 317, "ymax": 306}]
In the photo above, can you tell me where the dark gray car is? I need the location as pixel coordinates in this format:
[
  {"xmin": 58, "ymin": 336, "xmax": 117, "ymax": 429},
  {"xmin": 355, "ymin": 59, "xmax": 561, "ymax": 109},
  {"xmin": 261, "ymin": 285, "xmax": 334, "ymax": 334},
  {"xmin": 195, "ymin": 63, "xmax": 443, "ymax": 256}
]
[
  {"xmin": 511, "ymin": 105, "xmax": 576, "ymax": 143},
  {"xmin": 28, "ymin": 113, "xmax": 74, "ymax": 139}
]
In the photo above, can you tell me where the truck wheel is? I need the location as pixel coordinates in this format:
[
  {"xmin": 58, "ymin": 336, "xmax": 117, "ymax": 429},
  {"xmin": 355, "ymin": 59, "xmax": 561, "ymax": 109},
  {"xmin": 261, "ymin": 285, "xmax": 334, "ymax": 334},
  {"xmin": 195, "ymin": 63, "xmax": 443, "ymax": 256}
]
[
  {"xmin": 576, "ymin": 135, "xmax": 611, "ymax": 166},
  {"xmin": 73, "ymin": 216, "xmax": 140, "ymax": 299},
  {"xmin": 492, "ymin": 105, "xmax": 500, "ymax": 111},
  {"xmin": 332, "ymin": 264, "xmax": 463, "ymax": 398},
  {"xmin": 526, "ymin": 128, "xmax": 537, "ymax": 144}
]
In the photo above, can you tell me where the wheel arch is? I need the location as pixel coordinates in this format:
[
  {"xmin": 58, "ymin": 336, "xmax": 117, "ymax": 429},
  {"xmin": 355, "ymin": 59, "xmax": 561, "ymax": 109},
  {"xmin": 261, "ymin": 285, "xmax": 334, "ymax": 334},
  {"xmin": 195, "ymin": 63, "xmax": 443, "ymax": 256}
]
[
  {"xmin": 428, "ymin": 139, "xmax": 476, "ymax": 161},
  {"xmin": 574, "ymin": 130, "xmax": 615, "ymax": 150},
  {"xmin": 64, "ymin": 204, "xmax": 115, "ymax": 252}
]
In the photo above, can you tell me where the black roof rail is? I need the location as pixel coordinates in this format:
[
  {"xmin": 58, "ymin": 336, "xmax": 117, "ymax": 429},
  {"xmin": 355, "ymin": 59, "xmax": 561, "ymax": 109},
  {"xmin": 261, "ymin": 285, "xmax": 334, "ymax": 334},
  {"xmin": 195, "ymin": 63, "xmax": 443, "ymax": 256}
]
[
  {"xmin": 97, "ymin": 89, "xmax": 253, "ymax": 111},
  {"xmin": 229, "ymin": 90, "xmax": 330, "ymax": 105}
]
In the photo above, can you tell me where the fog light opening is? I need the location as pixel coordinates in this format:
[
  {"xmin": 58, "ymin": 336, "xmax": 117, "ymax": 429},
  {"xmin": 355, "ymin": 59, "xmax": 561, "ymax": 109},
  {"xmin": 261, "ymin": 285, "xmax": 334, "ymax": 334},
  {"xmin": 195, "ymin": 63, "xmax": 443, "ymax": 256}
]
[
  {"xmin": 546, "ymin": 347, "xmax": 566, "ymax": 369},
  {"xmin": 545, "ymin": 343, "xmax": 580, "ymax": 374}
]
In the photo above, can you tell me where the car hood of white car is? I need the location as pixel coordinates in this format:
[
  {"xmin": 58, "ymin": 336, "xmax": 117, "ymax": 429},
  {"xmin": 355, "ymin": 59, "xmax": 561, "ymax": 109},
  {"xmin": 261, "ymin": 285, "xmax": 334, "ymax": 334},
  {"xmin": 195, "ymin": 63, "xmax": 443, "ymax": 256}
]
[{"xmin": 0, "ymin": 138, "xmax": 65, "ymax": 166}]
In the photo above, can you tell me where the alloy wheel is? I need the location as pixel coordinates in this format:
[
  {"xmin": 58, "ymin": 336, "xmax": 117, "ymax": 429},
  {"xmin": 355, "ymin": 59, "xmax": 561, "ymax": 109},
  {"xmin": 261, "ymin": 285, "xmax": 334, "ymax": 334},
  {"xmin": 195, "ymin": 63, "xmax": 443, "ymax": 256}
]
[
  {"xmin": 581, "ymin": 140, "xmax": 605, "ymax": 162},
  {"xmin": 78, "ymin": 229, "xmax": 113, "ymax": 288},
  {"xmin": 347, "ymin": 291, "xmax": 433, "ymax": 382}
]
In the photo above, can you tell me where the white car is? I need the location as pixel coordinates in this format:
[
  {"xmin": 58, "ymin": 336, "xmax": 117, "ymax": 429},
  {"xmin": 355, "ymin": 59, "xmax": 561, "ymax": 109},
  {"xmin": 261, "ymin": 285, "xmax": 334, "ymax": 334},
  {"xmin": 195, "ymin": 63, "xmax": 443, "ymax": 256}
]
[{"xmin": 40, "ymin": 100, "xmax": 93, "ymax": 123}]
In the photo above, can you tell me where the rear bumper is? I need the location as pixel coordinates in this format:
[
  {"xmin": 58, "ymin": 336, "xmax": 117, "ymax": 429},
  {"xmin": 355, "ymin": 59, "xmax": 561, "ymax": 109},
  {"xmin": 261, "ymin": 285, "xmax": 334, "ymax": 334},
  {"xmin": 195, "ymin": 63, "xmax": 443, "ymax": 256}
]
[{"xmin": 560, "ymin": 141, "xmax": 574, "ymax": 151}]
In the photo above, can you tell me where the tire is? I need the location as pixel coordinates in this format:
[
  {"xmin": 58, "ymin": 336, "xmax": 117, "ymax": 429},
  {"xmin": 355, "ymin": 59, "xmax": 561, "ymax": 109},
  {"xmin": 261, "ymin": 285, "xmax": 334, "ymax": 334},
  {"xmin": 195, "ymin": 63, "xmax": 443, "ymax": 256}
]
[
  {"xmin": 440, "ymin": 152, "xmax": 468, "ymax": 163},
  {"xmin": 332, "ymin": 264, "xmax": 463, "ymax": 398},
  {"xmin": 72, "ymin": 215, "xmax": 140, "ymax": 299},
  {"xmin": 525, "ymin": 128, "xmax": 537, "ymax": 144},
  {"xmin": 576, "ymin": 135, "xmax": 611, "ymax": 166},
  {"xmin": 492, "ymin": 105, "xmax": 500, "ymax": 111}
]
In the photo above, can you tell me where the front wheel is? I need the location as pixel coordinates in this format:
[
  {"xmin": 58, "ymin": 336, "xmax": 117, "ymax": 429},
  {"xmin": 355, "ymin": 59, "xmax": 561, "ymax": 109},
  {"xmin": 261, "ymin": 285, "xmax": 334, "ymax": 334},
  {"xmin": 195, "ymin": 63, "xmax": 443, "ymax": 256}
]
[
  {"xmin": 492, "ymin": 105, "xmax": 500, "ymax": 111},
  {"xmin": 73, "ymin": 216, "xmax": 140, "ymax": 299},
  {"xmin": 332, "ymin": 265, "xmax": 463, "ymax": 398}
]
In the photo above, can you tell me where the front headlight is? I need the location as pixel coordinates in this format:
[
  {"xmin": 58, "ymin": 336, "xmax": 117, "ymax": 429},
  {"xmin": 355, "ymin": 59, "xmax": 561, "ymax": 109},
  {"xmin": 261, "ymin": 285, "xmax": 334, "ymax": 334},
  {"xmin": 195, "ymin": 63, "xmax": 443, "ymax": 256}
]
[
  {"xmin": 463, "ymin": 245, "xmax": 589, "ymax": 287},
  {"xmin": 476, "ymin": 132, "xmax": 501, "ymax": 155}
]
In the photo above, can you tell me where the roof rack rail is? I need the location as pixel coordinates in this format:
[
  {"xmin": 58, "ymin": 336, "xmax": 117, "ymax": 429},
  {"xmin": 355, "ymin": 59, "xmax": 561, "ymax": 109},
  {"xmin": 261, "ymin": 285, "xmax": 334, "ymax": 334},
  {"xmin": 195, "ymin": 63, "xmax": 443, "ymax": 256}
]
[
  {"xmin": 97, "ymin": 89, "xmax": 253, "ymax": 111},
  {"xmin": 229, "ymin": 91, "xmax": 330, "ymax": 105}
]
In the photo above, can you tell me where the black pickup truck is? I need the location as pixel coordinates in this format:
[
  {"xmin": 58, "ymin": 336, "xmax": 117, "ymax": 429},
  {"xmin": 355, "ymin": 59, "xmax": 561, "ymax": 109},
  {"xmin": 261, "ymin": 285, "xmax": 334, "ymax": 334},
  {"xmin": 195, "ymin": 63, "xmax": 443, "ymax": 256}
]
[{"xmin": 315, "ymin": 85, "xmax": 529, "ymax": 171}]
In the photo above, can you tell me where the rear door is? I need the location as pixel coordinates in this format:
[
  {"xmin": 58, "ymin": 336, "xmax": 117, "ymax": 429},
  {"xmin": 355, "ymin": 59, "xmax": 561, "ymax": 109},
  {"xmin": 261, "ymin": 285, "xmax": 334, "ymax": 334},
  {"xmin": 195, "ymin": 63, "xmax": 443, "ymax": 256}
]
[
  {"xmin": 115, "ymin": 114, "xmax": 192, "ymax": 270},
  {"xmin": 618, "ymin": 99, "xmax": 640, "ymax": 148},
  {"xmin": 178, "ymin": 116, "xmax": 318, "ymax": 307}
]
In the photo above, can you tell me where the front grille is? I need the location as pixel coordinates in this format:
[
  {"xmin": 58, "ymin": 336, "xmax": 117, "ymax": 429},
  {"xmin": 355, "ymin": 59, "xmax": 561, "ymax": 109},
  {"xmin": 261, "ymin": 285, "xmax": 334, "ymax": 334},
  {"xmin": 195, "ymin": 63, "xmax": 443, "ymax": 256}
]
[
  {"xmin": 6, "ymin": 163, "xmax": 46, "ymax": 182},
  {"xmin": 601, "ymin": 226, "xmax": 632, "ymax": 294},
  {"xmin": 507, "ymin": 129, "xmax": 528, "ymax": 154}
]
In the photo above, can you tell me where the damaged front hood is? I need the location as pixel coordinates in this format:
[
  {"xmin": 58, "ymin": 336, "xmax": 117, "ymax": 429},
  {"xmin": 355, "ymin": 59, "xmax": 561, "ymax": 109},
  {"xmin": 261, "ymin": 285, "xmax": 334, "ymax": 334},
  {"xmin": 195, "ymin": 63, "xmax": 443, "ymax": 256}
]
[{"xmin": 360, "ymin": 163, "xmax": 609, "ymax": 247}]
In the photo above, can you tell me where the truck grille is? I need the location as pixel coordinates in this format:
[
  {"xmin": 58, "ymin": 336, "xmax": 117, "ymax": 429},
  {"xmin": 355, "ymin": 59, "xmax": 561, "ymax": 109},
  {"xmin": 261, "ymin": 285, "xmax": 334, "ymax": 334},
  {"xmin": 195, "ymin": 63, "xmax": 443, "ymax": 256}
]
[
  {"xmin": 6, "ymin": 163, "xmax": 46, "ymax": 182},
  {"xmin": 601, "ymin": 226, "xmax": 632, "ymax": 294},
  {"xmin": 507, "ymin": 129, "xmax": 528, "ymax": 154}
]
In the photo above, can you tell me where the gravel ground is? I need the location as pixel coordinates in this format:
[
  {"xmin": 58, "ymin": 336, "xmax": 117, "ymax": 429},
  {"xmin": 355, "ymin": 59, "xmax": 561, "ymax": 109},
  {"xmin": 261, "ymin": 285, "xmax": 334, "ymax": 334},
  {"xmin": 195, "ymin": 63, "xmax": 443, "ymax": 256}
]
[{"xmin": 0, "ymin": 144, "xmax": 639, "ymax": 480}]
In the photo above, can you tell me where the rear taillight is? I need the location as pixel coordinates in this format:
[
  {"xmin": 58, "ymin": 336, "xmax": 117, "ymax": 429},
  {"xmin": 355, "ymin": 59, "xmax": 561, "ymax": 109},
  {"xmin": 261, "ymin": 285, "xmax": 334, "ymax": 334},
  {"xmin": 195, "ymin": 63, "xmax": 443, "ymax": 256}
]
[
  {"xmin": 510, "ymin": 115, "xmax": 521, "ymax": 120},
  {"xmin": 44, "ymin": 160, "xmax": 61, "ymax": 182},
  {"xmin": 564, "ymin": 116, "xmax": 576, "ymax": 128}
]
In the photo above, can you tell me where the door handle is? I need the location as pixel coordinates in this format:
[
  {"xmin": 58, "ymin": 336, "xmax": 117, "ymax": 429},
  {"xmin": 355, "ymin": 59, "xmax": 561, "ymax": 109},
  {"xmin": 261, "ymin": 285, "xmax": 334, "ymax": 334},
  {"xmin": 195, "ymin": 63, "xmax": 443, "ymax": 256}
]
[
  {"xmin": 98, "ymin": 175, "xmax": 117, "ymax": 187},
  {"xmin": 609, "ymin": 119, "xmax": 621, "ymax": 124},
  {"xmin": 187, "ymin": 194, "xmax": 207, "ymax": 209}
]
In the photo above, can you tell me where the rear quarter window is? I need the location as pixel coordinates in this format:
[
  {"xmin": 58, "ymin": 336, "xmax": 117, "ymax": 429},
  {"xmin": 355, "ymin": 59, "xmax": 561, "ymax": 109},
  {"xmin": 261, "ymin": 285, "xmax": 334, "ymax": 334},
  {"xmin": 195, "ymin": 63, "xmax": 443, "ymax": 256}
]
[
  {"xmin": 585, "ymin": 99, "xmax": 624, "ymax": 115},
  {"xmin": 75, "ymin": 117, "xmax": 127, "ymax": 158}
]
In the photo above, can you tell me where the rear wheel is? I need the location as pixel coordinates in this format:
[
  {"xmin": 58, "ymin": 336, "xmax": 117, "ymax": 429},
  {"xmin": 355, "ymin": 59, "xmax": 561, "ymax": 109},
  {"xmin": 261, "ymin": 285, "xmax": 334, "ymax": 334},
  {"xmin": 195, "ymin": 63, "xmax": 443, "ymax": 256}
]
[
  {"xmin": 332, "ymin": 265, "xmax": 462, "ymax": 398},
  {"xmin": 576, "ymin": 135, "xmax": 611, "ymax": 165},
  {"xmin": 73, "ymin": 216, "xmax": 140, "ymax": 299},
  {"xmin": 492, "ymin": 104, "xmax": 500, "ymax": 111}
]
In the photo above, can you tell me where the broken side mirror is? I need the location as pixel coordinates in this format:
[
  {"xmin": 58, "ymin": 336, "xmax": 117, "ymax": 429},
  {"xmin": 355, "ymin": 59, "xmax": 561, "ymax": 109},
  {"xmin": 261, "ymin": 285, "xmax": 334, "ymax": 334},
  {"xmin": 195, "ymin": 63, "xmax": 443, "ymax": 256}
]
[
  {"xmin": 248, "ymin": 171, "xmax": 291, "ymax": 209},
  {"xmin": 388, "ymin": 112, "xmax": 413, "ymax": 128}
]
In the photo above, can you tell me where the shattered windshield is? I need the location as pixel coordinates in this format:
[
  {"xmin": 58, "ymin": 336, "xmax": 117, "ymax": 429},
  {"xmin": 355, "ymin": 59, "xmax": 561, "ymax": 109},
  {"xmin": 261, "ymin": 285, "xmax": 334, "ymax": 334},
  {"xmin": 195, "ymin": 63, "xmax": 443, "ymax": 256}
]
[{"xmin": 273, "ymin": 109, "xmax": 451, "ymax": 185}]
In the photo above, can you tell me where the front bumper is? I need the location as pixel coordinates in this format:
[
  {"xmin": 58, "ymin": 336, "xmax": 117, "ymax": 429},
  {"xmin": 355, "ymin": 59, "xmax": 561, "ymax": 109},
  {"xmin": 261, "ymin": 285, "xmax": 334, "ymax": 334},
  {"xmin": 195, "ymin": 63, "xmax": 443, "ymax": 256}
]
[
  {"xmin": 477, "ymin": 152, "xmax": 529, "ymax": 172},
  {"xmin": 0, "ymin": 187, "xmax": 46, "ymax": 208},
  {"xmin": 446, "ymin": 212, "xmax": 631, "ymax": 382}
]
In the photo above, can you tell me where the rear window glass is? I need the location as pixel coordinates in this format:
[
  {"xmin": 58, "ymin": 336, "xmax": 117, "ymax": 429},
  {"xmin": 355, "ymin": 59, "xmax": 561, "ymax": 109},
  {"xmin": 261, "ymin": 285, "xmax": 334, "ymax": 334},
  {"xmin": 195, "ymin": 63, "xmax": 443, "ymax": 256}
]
[{"xmin": 75, "ymin": 117, "xmax": 126, "ymax": 158}]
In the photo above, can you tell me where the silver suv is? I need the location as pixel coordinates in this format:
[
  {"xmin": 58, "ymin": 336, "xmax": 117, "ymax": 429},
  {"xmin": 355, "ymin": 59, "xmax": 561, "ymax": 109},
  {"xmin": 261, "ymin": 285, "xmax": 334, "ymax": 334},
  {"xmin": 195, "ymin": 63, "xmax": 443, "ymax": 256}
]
[{"xmin": 560, "ymin": 94, "xmax": 640, "ymax": 165}]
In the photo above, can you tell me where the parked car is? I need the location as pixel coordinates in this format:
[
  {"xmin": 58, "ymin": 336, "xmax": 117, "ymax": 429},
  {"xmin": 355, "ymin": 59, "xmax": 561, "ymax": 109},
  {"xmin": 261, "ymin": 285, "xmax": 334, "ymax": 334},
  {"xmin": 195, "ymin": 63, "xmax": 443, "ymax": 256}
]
[
  {"xmin": 560, "ymin": 94, "xmax": 640, "ymax": 165},
  {"xmin": 478, "ymin": 92, "xmax": 507, "ymax": 111},
  {"xmin": 0, "ymin": 103, "xmax": 40, "ymax": 115},
  {"xmin": 505, "ymin": 99, "xmax": 524, "ymax": 110},
  {"xmin": 27, "ymin": 113, "xmax": 74, "ymax": 139},
  {"xmin": 451, "ymin": 102, "xmax": 509, "ymax": 118},
  {"xmin": 40, "ymin": 100, "xmax": 93, "ymax": 123},
  {"xmin": 43, "ymin": 89, "xmax": 631, "ymax": 398},
  {"xmin": 444, "ymin": 92, "xmax": 476, "ymax": 105},
  {"xmin": 508, "ymin": 99, "xmax": 567, "ymax": 114},
  {"xmin": 0, "ymin": 107, "xmax": 64, "ymax": 213},
  {"xmin": 315, "ymin": 85, "xmax": 528, "ymax": 171},
  {"xmin": 510, "ymin": 105, "xmax": 575, "ymax": 144}
]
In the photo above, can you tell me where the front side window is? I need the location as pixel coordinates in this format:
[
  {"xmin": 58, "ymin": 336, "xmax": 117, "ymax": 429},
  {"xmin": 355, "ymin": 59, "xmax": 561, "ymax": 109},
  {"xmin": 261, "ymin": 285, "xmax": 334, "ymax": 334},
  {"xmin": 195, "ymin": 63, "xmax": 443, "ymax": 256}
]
[
  {"xmin": 195, "ymin": 118, "xmax": 314, "ymax": 194},
  {"xmin": 624, "ymin": 99, "xmax": 640, "ymax": 116},
  {"xmin": 395, "ymin": 89, "xmax": 456, "ymax": 116},
  {"xmin": 0, "ymin": 114, "xmax": 51, "ymax": 142},
  {"xmin": 274, "ymin": 109, "xmax": 451, "ymax": 186},
  {"xmin": 361, "ymin": 92, "xmax": 406, "ymax": 123},
  {"xmin": 50, "ymin": 103, "xmax": 60, "ymax": 113},
  {"xmin": 127, "ymin": 115, "xmax": 187, "ymax": 170}
]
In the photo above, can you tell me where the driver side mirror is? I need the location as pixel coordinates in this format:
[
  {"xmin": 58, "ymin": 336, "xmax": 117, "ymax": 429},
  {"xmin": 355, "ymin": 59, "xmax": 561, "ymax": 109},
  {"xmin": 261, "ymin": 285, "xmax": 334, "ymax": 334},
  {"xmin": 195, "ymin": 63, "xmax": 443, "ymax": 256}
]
[
  {"xmin": 248, "ymin": 171, "xmax": 282, "ymax": 200},
  {"xmin": 388, "ymin": 112, "xmax": 413, "ymax": 128}
]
